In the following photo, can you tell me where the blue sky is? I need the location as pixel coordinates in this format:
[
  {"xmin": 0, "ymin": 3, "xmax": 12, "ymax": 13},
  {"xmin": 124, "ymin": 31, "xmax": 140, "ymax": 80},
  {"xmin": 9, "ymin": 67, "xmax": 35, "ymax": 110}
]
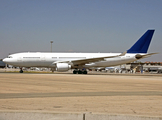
[{"xmin": 0, "ymin": 0, "xmax": 162, "ymax": 62}]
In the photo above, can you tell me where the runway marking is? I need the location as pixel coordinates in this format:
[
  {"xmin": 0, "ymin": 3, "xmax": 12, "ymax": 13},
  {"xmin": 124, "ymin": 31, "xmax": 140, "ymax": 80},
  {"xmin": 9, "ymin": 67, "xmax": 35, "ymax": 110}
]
[{"xmin": 0, "ymin": 91, "xmax": 162, "ymax": 99}]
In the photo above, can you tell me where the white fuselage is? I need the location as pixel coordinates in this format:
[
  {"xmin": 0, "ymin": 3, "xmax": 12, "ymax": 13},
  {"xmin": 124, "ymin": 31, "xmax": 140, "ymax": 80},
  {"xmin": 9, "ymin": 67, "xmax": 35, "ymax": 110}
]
[{"xmin": 3, "ymin": 52, "xmax": 138, "ymax": 69}]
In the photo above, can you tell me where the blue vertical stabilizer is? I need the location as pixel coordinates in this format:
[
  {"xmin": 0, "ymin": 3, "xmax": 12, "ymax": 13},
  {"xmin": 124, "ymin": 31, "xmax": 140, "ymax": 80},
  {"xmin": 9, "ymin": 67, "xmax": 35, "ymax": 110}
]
[{"xmin": 127, "ymin": 30, "xmax": 155, "ymax": 53}]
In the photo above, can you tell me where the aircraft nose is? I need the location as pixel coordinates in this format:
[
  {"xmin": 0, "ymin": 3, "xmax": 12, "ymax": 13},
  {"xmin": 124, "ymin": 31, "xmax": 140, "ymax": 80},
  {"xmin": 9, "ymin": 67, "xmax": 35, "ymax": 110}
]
[
  {"xmin": 3, "ymin": 58, "xmax": 6, "ymax": 62},
  {"xmin": 3, "ymin": 58, "xmax": 8, "ymax": 63}
]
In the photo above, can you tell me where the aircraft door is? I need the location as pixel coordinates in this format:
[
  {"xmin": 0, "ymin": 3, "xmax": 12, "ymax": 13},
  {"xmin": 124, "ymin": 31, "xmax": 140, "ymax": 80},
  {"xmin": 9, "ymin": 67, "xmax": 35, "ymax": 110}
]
[
  {"xmin": 41, "ymin": 55, "xmax": 46, "ymax": 66},
  {"xmin": 41, "ymin": 55, "xmax": 46, "ymax": 61},
  {"xmin": 17, "ymin": 56, "xmax": 22, "ymax": 61}
]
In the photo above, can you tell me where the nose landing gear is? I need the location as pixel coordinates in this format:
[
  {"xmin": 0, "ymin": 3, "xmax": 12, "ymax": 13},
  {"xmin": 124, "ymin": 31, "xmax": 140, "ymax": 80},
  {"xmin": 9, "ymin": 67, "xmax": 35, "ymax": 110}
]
[{"xmin": 19, "ymin": 68, "xmax": 23, "ymax": 73}]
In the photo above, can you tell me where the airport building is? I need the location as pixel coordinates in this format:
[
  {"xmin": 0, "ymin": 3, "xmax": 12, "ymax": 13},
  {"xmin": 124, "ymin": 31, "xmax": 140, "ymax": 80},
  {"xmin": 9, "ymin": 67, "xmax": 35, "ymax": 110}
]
[
  {"xmin": 124, "ymin": 62, "xmax": 162, "ymax": 73},
  {"xmin": 96, "ymin": 61, "xmax": 162, "ymax": 74}
]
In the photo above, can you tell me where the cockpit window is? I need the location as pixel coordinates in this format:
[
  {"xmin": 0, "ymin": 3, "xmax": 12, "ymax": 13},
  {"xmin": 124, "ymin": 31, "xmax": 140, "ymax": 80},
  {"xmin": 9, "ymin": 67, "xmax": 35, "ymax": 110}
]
[{"xmin": 8, "ymin": 56, "xmax": 13, "ymax": 58}]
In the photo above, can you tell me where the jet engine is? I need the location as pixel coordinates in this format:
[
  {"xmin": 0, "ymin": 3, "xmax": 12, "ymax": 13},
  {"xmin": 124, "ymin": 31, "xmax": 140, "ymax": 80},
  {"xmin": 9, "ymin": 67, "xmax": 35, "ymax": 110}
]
[{"xmin": 56, "ymin": 63, "xmax": 71, "ymax": 72}]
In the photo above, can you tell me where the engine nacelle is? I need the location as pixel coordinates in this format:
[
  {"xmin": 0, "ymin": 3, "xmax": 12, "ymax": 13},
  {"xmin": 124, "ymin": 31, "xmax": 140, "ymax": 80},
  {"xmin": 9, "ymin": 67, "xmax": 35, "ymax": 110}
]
[{"xmin": 56, "ymin": 63, "xmax": 71, "ymax": 72}]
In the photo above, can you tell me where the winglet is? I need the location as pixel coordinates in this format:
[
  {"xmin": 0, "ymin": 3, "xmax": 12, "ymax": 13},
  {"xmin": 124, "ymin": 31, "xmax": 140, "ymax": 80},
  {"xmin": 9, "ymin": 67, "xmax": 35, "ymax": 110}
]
[{"xmin": 127, "ymin": 30, "xmax": 155, "ymax": 53}]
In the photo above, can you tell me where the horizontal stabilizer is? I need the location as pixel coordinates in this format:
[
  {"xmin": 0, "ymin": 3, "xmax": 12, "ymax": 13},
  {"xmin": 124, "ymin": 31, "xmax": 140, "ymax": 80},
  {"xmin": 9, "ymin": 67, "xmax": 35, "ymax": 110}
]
[{"xmin": 135, "ymin": 53, "xmax": 158, "ymax": 59}]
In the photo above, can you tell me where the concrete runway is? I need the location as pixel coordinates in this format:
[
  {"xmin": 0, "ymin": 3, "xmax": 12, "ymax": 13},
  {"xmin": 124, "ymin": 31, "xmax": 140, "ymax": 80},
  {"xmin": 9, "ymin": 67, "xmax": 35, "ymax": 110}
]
[
  {"xmin": 0, "ymin": 91, "xmax": 162, "ymax": 99},
  {"xmin": 0, "ymin": 73, "xmax": 162, "ymax": 117}
]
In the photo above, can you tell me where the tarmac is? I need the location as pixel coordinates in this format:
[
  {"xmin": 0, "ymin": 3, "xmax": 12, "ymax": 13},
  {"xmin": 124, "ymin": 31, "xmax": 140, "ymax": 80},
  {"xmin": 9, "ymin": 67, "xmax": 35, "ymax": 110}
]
[{"xmin": 0, "ymin": 71, "xmax": 162, "ymax": 119}]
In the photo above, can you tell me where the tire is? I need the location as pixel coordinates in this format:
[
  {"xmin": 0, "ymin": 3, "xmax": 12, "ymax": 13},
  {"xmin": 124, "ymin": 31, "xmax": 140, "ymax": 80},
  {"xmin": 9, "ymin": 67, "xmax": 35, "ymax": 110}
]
[
  {"xmin": 19, "ymin": 70, "xmax": 23, "ymax": 73},
  {"xmin": 83, "ymin": 71, "xmax": 87, "ymax": 74},
  {"xmin": 73, "ymin": 70, "xmax": 77, "ymax": 74},
  {"xmin": 78, "ymin": 70, "xmax": 82, "ymax": 74}
]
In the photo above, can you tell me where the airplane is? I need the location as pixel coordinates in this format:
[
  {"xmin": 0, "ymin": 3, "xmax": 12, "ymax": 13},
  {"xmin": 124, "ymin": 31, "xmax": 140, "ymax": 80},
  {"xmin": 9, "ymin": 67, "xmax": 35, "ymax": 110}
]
[{"xmin": 3, "ymin": 29, "xmax": 157, "ymax": 74}]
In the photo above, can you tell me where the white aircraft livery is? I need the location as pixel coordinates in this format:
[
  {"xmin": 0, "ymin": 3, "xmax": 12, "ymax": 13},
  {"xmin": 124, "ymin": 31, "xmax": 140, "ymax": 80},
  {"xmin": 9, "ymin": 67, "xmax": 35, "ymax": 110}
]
[{"xmin": 3, "ymin": 30, "xmax": 157, "ymax": 74}]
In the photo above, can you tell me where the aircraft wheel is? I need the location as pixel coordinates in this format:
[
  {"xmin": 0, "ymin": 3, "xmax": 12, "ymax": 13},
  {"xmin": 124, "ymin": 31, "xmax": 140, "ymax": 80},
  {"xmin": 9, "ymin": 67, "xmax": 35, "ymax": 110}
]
[
  {"xmin": 83, "ymin": 71, "xmax": 87, "ymax": 74},
  {"xmin": 19, "ymin": 69, "xmax": 23, "ymax": 73},
  {"xmin": 73, "ymin": 70, "xmax": 78, "ymax": 74},
  {"xmin": 78, "ymin": 70, "xmax": 82, "ymax": 74}
]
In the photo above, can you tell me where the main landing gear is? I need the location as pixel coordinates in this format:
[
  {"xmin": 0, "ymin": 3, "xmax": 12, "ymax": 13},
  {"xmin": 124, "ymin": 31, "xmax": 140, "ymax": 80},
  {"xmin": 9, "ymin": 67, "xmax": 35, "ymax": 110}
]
[{"xmin": 73, "ymin": 69, "xmax": 87, "ymax": 74}]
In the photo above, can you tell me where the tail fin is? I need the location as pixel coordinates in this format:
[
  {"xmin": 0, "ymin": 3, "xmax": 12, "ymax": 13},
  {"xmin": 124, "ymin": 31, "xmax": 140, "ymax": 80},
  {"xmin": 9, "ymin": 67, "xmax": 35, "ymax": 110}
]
[{"xmin": 127, "ymin": 30, "xmax": 155, "ymax": 53}]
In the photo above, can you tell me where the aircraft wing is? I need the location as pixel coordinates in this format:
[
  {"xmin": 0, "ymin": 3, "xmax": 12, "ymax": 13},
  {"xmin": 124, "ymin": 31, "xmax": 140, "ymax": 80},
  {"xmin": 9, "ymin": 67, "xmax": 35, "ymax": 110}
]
[{"xmin": 53, "ymin": 51, "xmax": 127, "ymax": 66}]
